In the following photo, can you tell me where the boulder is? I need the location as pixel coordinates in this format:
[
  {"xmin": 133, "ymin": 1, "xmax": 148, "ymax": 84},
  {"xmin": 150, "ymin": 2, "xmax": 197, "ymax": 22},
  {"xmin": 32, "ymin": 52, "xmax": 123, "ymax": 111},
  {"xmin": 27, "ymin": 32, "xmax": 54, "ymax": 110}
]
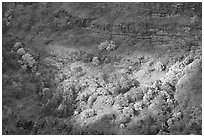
[
  {"xmin": 92, "ymin": 57, "xmax": 100, "ymax": 66},
  {"xmin": 14, "ymin": 42, "xmax": 23, "ymax": 51},
  {"xmin": 16, "ymin": 48, "xmax": 26, "ymax": 56}
]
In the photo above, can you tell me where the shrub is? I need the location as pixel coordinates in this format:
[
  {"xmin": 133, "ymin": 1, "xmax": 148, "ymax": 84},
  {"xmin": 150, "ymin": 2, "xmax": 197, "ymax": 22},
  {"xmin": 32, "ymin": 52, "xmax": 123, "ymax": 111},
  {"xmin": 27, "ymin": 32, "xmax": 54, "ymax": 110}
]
[
  {"xmin": 96, "ymin": 87, "xmax": 110, "ymax": 96},
  {"xmin": 98, "ymin": 40, "xmax": 117, "ymax": 51},
  {"xmin": 22, "ymin": 53, "xmax": 36, "ymax": 67},
  {"xmin": 133, "ymin": 101, "xmax": 145, "ymax": 111},
  {"xmin": 122, "ymin": 106, "xmax": 135, "ymax": 117},
  {"xmin": 114, "ymin": 94, "xmax": 129, "ymax": 107},
  {"xmin": 80, "ymin": 109, "xmax": 96, "ymax": 119},
  {"xmin": 115, "ymin": 113, "xmax": 131, "ymax": 125},
  {"xmin": 31, "ymin": 116, "xmax": 72, "ymax": 134},
  {"xmin": 124, "ymin": 87, "xmax": 144, "ymax": 102},
  {"xmin": 92, "ymin": 95, "xmax": 114, "ymax": 111},
  {"xmin": 78, "ymin": 91, "xmax": 89, "ymax": 102}
]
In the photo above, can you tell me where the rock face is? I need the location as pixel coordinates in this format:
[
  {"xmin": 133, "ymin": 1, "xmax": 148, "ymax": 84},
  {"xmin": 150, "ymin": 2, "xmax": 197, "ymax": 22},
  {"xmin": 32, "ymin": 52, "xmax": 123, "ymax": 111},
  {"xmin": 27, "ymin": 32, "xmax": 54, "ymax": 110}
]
[{"xmin": 175, "ymin": 59, "xmax": 202, "ymax": 108}]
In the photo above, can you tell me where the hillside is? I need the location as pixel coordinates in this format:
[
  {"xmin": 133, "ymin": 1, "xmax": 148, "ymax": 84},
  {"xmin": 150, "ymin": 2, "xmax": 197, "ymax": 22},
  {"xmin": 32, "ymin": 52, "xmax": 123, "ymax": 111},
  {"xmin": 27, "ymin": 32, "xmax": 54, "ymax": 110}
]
[{"xmin": 2, "ymin": 2, "xmax": 202, "ymax": 135}]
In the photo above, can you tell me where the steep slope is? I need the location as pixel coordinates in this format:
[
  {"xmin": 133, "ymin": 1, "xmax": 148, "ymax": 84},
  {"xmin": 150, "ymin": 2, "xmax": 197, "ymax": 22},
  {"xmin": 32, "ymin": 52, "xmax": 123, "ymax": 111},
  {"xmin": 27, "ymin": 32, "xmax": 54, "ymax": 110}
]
[{"xmin": 2, "ymin": 2, "xmax": 202, "ymax": 135}]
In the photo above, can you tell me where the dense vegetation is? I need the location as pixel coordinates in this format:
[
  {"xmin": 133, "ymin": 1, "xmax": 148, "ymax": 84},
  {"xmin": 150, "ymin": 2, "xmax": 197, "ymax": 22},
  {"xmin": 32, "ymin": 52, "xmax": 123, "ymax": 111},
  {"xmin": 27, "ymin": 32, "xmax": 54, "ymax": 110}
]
[{"xmin": 2, "ymin": 2, "xmax": 202, "ymax": 135}]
